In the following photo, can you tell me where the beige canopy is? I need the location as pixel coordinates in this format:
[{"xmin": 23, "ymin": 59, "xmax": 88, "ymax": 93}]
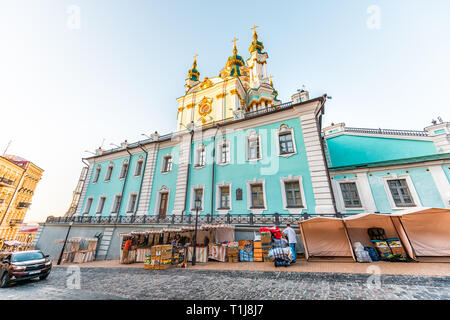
[
  {"xmin": 391, "ymin": 208, "xmax": 450, "ymax": 261},
  {"xmin": 298, "ymin": 217, "xmax": 355, "ymax": 261},
  {"xmin": 342, "ymin": 213, "xmax": 415, "ymax": 260}
]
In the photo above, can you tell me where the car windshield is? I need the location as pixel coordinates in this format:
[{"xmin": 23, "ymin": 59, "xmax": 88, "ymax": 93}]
[{"xmin": 11, "ymin": 252, "xmax": 44, "ymax": 262}]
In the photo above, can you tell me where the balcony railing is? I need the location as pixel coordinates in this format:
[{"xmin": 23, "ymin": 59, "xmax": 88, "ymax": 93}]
[
  {"xmin": 17, "ymin": 202, "xmax": 31, "ymax": 208},
  {"xmin": 344, "ymin": 127, "xmax": 428, "ymax": 137},
  {"xmin": 45, "ymin": 212, "xmax": 351, "ymax": 227},
  {"xmin": 0, "ymin": 177, "xmax": 15, "ymax": 187}
]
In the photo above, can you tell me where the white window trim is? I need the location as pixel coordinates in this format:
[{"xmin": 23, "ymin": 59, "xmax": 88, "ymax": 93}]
[
  {"xmin": 161, "ymin": 154, "xmax": 173, "ymax": 174},
  {"xmin": 193, "ymin": 144, "xmax": 206, "ymax": 169},
  {"xmin": 126, "ymin": 192, "xmax": 139, "ymax": 214},
  {"xmin": 246, "ymin": 179, "xmax": 267, "ymax": 214},
  {"xmin": 334, "ymin": 177, "xmax": 365, "ymax": 210},
  {"xmin": 246, "ymin": 131, "xmax": 262, "ymax": 162},
  {"xmin": 154, "ymin": 186, "xmax": 170, "ymax": 217},
  {"xmin": 92, "ymin": 165, "xmax": 101, "ymax": 184},
  {"xmin": 276, "ymin": 124, "xmax": 297, "ymax": 158},
  {"xmin": 104, "ymin": 162, "xmax": 114, "ymax": 182},
  {"xmin": 110, "ymin": 194, "xmax": 122, "ymax": 214},
  {"xmin": 217, "ymin": 138, "xmax": 231, "ymax": 166},
  {"xmin": 134, "ymin": 156, "xmax": 144, "ymax": 177},
  {"xmin": 190, "ymin": 185, "xmax": 205, "ymax": 213},
  {"xmin": 96, "ymin": 195, "xmax": 107, "ymax": 215},
  {"xmin": 215, "ymin": 182, "xmax": 232, "ymax": 214},
  {"xmin": 119, "ymin": 159, "xmax": 129, "ymax": 180},
  {"xmin": 83, "ymin": 197, "xmax": 94, "ymax": 215},
  {"xmin": 382, "ymin": 174, "xmax": 422, "ymax": 210},
  {"xmin": 280, "ymin": 176, "xmax": 307, "ymax": 214}
]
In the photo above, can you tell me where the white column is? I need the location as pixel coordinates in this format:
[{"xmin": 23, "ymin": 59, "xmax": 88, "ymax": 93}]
[{"xmin": 429, "ymin": 165, "xmax": 450, "ymax": 208}]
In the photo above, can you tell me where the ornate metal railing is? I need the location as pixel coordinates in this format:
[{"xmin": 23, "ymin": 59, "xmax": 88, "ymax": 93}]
[
  {"xmin": 344, "ymin": 127, "xmax": 428, "ymax": 137},
  {"xmin": 45, "ymin": 212, "xmax": 350, "ymax": 227}
]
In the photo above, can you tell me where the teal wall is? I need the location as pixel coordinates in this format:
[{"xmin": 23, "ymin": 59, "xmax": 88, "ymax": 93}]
[
  {"xmin": 186, "ymin": 118, "xmax": 317, "ymax": 215},
  {"xmin": 80, "ymin": 152, "xmax": 145, "ymax": 216},
  {"xmin": 147, "ymin": 146, "xmax": 179, "ymax": 216},
  {"xmin": 326, "ymin": 135, "xmax": 437, "ymax": 168},
  {"xmin": 443, "ymin": 165, "xmax": 450, "ymax": 183},
  {"xmin": 367, "ymin": 168, "xmax": 444, "ymax": 213}
]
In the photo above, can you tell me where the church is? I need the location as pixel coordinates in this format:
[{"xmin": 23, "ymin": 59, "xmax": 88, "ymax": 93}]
[{"xmin": 37, "ymin": 27, "xmax": 450, "ymax": 260}]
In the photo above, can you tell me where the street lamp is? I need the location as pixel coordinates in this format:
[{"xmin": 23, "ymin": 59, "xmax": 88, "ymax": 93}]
[
  {"xmin": 191, "ymin": 198, "xmax": 202, "ymax": 266},
  {"xmin": 57, "ymin": 220, "xmax": 73, "ymax": 265}
]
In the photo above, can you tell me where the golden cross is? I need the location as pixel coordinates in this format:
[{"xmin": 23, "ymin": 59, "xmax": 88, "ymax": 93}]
[
  {"xmin": 251, "ymin": 25, "xmax": 259, "ymax": 32},
  {"xmin": 268, "ymin": 75, "xmax": 274, "ymax": 80},
  {"xmin": 193, "ymin": 53, "xmax": 199, "ymax": 60},
  {"xmin": 231, "ymin": 37, "xmax": 239, "ymax": 46}
]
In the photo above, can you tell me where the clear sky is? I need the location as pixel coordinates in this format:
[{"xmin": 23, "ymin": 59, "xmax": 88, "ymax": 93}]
[{"xmin": 0, "ymin": 0, "xmax": 449, "ymax": 223}]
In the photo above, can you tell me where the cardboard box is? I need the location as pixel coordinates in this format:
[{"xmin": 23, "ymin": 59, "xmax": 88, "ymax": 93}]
[{"xmin": 253, "ymin": 241, "xmax": 262, "ymax": 249}]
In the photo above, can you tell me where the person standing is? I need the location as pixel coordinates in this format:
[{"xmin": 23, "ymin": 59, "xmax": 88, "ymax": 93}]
[{"xmin": 283, "ymin": 224, "xmax": 297, "ymax": 263}]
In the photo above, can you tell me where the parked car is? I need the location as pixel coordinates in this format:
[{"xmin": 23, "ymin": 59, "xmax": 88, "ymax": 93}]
[{"xmin": 0, "ymin": 250, "xmax": 52, "ymax": 288}]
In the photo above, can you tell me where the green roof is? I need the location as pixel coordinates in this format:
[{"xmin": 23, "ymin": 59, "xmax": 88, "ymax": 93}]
[{"xmin": 329, "ymin": 152, "xmax": 450, "ymax": 171}]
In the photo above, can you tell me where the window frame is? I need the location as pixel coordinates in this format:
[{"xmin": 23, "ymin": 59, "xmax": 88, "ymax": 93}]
[
  {"xmin": 246, "ymin": 179, "xmax": 267, "ymax": 214},
  {"xmin": 126, "ymin": 193, "xmax": 138, "ymax": 214},
  {"xmin": 280, "ymin": 176, "xmax": 307, "ymax": 213},
  {"xmin": 96, "ymin": 196, "xmax": 107, "ymax": 215},
  {"xmin": 190, "ymin": 185, "xmax": 205, "ymax": 212},
  {"xmin": 83, "ymin": 197, "xmax": 93, "ymax": 215},
  {"xmin": 161, "ymin": 155, "xmax": 173, "ymax": 173},
  {"xmin": 134, "ymin": 156, "xmax": 144, "ymax": 177},
  {"xmin": 339, "ymin": 182, "xmax": 362, "ymax": 208},
  {"xmin": 111, "ymin": 194, "xmax": 122, "ymax": 214},
  {"xmin": 382, "ymin": 175, "xmax": 421, "ymax": 210},
  {"xmin": 92, "ymin": 165, "xmax": 101, "ymax": 184},
  {"xmin": 217, "ymin": 138, "xmax": 231, "ymax": 165},
  {"xmin": 215, "ymin": 182, "xmax": 232, "ymax": 213},
  {"xmin": 194, "ymin": 144, "xmax": 206, "ymax": 168},
  {"xmin": 119, "ymin": 160, "xmax": 129, "ymax": 180},
  {"xmin": 104, "ymin": 162, "xmax": 114, "ymax": 182},
  {"xmin": 246, "ymin": 131, "xmax": 262, "ymax": 162},
  {"xmin": 276, "ymin": 124, "xmax": 297, "ymax": 157}
]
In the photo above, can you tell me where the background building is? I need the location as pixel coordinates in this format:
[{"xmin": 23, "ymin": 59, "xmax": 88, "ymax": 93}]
[{"xmin": 0, "ymin": 155, "xmax": 43, "ymax": 250}]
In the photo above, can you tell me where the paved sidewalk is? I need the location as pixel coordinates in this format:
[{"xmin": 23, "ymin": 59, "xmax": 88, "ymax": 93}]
[{"xmin": 55, "ymin": 259, "xmax": 450, "ymax": 277}]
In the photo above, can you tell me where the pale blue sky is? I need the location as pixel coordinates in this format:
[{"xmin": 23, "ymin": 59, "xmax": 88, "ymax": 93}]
[{"xmin": 0, "ymin": 0, "xmax": 449, "ymax": 222}]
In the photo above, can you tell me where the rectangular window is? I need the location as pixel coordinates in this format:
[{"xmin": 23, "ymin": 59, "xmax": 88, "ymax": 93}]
[
  {"xmin": 159, "ymin": 192, "xmax": 168, "ymax": 218},
  {"xmin": 196, "ymin": 147, "xmax": 206, "ymax": 167},
  {"xmin": 340, "ymin": 182, "xmax": 361, "ymax": 207},
  {"xmin": 285, "ymin": 181, "xmax": 303, "ymax": 207},
  {"xmin": 111, "ymin": 195, "xmax": 122, "ymax": 213},
  {"xmin": 219, "ymin": 186, "xmax": 230, "ymax": 209},
  {"xmin": 194, "ymin": 188, "xmax": 203, "ymax": 209},
  {"xmin": 248, "ymin": 138, "xmax": 260, "ymax": 160},
  {"xmin": 134, "ymin": 160, "xmax": 143, "ymax": 176},
  {"xmin": 83, "ymin": 198, "xmax": 93, "ymax": 215},
  {"xmin": 96, "ymin": 196, "xmax": 106, "ymax": 214},
  {"xmin": 221, "ymin": 143, "xmax": 229, "ymax": 163},
  {"xmin": 127, "ymin": 194, "xmax": 138, "ymax": 213},
  {"xmin": 119, "ymin": 163, "xmax": 128, "ymax": 179},
  {"xmin": 387, "ymin": 179, "xmax": 415, "ymax": 207},
  {"xmin": 105, "ymin": 165, "xmax": 113, "ymax": 181},
  {"xmin": 162, "ymin": 156, "xmax": 172, "ymax": 172},
  {"xmin": 279, "ymin": 132, "xmax": 294, "ymax": 154},
  {"xmin": 250, "ymin": 184, "xmax": 264, "ymax": 208},
  {"xmin": 93, "ymin": 167, "xmax": 101, "ymax": 183}
]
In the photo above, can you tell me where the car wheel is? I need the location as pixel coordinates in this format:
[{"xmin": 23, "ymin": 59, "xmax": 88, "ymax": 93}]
[
  {"xmin": 39, "ymin": 274, "xmax": 49, "ymax": 281},
  {"xmin": 0, "ymin": 273, "xmax": 10, "ymax": 288}
]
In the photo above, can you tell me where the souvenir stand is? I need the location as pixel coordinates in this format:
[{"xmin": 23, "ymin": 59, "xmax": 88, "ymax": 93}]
[
  {"xmin": 203, "ymin": 224, "xmax": 236, "ymax": 263},
  {"xmin": 55, "ymin": 237, "xmax": 98, "ymax": 263}
]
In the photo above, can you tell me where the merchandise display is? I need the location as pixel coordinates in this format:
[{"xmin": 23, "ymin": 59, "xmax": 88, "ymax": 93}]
[{"xmin": 55, "ymin": 237, "xmax": 98, "ymax": 264}]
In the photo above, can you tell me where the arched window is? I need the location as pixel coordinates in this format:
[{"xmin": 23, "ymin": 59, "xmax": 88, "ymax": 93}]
[
  {"xmin": 104, "ymin": 162, "xmax": 114, "ymax": 182},
  {"xmin": 119, "ymin": 159, "xmax": 129, "ymax": 179},
  {"xmin": 92, "ymin": 165, "xmax": 101, "ymax": 183}
]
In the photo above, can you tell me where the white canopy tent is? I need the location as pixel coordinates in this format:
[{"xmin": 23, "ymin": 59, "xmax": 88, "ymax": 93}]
[
  {"xmin": 298, "ymin": 217, "xmax": 355, "ymax": 261},
  {"xmin": 391, "ymin": 208, "xmax": 450, "ymax": 262}
]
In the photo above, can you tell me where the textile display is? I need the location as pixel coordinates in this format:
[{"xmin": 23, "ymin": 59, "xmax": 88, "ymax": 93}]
[
  {"xmin": 187, "ymin": 246, "xmax": 208, "ymax": 263},
  {"xmin": 208, "ymin": 244, "xmax": 227, "ymax": 262}
]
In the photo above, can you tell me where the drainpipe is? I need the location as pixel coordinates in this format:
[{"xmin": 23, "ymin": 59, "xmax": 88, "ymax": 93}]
[
  {"xmin": 181, "ymin": 130, "xmax": 194, "ymax": 219},
  {"xmin": 210, "ymin": 125, "xmax": 221, "ymax": 218},
  {"xmin": 118, "ymin": 147, "xmax": 132, "ymax": 215},
  {"xmin": 315, "ymin": 94, "xmax": 338, "ymax": 214},
  {"xmin": 134, "ymin": 142, "xmax": 149, "ymax": 217}
]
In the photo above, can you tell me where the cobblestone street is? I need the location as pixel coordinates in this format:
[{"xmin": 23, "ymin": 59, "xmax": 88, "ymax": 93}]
[{"xmin": 1, "ymin": 267, "xmax": 449, "ymax": 300}]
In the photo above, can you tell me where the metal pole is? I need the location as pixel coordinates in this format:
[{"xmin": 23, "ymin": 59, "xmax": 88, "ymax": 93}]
[
  {"xmin": 57, "ymin": 221, "xmax": 73, "ymax": 265},
  {"xmin": 192, "ymin": 207, "xmax": 199, "ymax": 266}
]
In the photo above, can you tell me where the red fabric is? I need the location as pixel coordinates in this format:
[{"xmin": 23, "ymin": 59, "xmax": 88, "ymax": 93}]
[
  {"xmin": 123, "ymin": 239, "xmax": 132, "ymax": 250},
  {"xmin": 259, "ymin": 226, "xmax": 282, "ymax": 240}
]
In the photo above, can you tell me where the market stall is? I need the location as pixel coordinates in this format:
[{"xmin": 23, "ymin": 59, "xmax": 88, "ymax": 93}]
[
  {"xmin": 343, "ymin": 213, "xmax": 410, "ymax": 262},
  {"xmin": 391, "ymin": 208, "xmax": 450, "ymax": 262},
  {"xmin": 298, "ymin": 217, "xmax": 355, "ymax": 261},
  {"xmin": 54, "ymin": 237, "xmax": 98, "ymax": 264}
]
